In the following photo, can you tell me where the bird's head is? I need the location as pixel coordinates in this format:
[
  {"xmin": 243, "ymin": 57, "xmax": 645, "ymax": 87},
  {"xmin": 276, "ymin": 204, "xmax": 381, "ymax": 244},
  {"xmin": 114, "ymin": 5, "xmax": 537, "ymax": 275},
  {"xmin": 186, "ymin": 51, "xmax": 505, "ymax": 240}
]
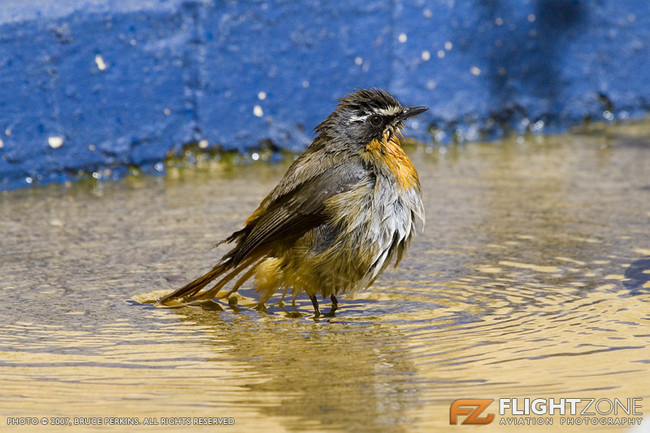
[{"xmin": 315, "ymin": 88, "xmax": 428, "ymax": 150}]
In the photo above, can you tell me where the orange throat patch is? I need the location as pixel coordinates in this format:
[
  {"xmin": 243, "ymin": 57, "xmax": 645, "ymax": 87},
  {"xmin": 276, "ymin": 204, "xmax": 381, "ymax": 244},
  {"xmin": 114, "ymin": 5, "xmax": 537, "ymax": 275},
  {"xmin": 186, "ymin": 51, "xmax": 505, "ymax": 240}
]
[{"xmin": 365, "ymin": 131, "xmax": 419, "ymax": 190}]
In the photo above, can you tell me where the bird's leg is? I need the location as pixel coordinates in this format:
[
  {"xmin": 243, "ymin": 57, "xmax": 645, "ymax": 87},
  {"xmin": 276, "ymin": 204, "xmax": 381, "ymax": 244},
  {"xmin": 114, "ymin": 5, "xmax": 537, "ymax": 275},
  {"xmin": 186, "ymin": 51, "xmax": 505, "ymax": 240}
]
[
  {"xmin": 309, "ymin": 295, "xmax": 321, "ymax": 317},
  {"xmin": 324, "ymin": 294, "xmax": 338, "ymax": 317}
]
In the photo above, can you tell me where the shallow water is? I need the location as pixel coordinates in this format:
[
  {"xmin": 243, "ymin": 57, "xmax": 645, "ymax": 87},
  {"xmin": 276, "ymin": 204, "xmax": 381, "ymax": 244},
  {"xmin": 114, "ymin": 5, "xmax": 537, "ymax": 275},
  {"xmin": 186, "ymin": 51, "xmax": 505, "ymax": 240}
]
[{"xmin": 1, "ymin": 124, "xmax": 649, "ymax": 432}]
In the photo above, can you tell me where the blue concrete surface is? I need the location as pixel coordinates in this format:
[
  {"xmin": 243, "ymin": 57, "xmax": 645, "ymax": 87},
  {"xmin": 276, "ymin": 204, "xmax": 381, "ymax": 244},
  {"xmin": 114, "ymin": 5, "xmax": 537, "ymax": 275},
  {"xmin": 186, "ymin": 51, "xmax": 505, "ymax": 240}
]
[{"xmin": 1, "ymin": 0, "xmax": 648, "ymax": 189}]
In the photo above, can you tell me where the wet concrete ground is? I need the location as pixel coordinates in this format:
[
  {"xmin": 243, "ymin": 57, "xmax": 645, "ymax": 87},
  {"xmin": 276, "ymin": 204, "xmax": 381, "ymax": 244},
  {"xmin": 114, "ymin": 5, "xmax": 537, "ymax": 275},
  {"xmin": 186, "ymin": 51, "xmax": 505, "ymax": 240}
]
[{"xmin": 1, "ymin": 123, "xmax": 649, "ymax": 432}]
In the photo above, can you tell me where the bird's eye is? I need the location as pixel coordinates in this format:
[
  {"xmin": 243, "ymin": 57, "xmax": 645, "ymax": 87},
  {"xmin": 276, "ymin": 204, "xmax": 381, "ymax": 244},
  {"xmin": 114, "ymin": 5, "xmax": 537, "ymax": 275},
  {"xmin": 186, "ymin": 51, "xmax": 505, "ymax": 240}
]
[{"xmin": 369, "ymin": 114, "xmax": 383, "ymax": 126}]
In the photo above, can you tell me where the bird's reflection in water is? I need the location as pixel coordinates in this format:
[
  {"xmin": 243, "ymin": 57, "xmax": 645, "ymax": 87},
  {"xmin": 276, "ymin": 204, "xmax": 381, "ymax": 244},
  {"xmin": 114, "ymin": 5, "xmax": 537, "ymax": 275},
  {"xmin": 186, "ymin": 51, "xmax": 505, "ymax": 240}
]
[{"xmin": 167, "ymin": 302, "xmax": 423, "ymax": 433}]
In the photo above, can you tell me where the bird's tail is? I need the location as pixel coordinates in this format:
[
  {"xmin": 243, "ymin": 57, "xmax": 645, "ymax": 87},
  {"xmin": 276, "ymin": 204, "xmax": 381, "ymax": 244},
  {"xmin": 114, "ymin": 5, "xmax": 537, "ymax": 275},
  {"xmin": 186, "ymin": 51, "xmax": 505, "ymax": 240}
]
[{"xmin": 157, "ymin": 255, "xmax": 261, "ymax": 306}]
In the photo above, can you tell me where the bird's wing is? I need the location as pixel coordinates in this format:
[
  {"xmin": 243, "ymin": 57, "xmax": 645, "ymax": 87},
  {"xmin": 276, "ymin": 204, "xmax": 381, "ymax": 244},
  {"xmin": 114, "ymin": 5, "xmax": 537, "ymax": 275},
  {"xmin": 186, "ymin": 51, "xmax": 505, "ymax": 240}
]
[{"xmin": 225, "ymin": 161, "xmax": 368, "ymax": 265}]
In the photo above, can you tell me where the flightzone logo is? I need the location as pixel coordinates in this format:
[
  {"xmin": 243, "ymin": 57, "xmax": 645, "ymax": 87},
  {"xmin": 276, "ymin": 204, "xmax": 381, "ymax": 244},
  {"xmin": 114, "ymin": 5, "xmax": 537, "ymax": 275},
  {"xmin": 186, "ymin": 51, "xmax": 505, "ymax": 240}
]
[
  {"xmin": 450, "ymin": 398, "xmax": 644, "ymax": 427},
  {"xmin": 450, "ymin": 399, "xmax": 495, "ymax": 425}
]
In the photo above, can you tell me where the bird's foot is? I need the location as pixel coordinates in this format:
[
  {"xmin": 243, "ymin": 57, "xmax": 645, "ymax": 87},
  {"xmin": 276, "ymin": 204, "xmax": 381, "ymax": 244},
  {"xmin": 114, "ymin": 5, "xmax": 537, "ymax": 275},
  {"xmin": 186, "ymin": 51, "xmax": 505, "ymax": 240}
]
[
  {"xmin": 323, "ymin": 294, "xmax": 338, "ymax": 317},
  {"xmin": 310, "ymin": 294, "xmax": 339, "ymax": 318}
]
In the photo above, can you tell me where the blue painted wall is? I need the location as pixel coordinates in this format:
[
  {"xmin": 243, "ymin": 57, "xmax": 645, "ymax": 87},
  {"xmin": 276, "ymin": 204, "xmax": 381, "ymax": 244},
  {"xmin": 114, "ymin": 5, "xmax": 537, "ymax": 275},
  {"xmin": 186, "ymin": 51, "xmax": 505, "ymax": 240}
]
[{"xmin": 1, "ymin": 0, "xmax": 648, "ymax": 189}]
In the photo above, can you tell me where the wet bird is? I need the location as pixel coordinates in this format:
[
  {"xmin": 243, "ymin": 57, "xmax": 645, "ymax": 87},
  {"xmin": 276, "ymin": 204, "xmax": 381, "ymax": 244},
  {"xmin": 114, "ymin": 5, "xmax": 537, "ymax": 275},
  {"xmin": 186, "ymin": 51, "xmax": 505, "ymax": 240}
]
[{"xmin": 158, "ymin": 88, "xmax": 427, "ymax": 316}]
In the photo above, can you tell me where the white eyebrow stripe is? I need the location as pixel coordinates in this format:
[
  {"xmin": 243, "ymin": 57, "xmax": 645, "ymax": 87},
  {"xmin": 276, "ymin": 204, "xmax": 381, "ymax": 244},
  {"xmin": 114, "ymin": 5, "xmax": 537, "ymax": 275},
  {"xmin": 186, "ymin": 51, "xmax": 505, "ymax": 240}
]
[
  {"xmin": 349, "ymin": 106, "xmax": 401, "ymax": 123},
  {"xmin": 373, "ymin": 106, "xmax": 402, "ymax": 116},
  {"xmin": 349, "ymin": 114, "xmax": 369, "ymax": 123}
]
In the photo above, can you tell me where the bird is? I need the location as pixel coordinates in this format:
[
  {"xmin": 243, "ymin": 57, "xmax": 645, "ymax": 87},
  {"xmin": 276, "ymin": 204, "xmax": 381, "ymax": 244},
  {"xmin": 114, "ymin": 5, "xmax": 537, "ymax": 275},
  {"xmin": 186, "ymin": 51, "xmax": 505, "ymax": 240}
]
[{"xmin": 158, "ymin": 88, "xmax": 427, "ymax": 316}]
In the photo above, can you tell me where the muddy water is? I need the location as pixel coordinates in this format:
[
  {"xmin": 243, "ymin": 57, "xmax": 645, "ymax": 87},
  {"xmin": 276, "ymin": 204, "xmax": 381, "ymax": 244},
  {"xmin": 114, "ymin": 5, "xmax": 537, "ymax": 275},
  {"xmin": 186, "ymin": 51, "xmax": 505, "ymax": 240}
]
[{"xmin": 1, "ymin": 125, "xmax": 649, "ymax": 432}]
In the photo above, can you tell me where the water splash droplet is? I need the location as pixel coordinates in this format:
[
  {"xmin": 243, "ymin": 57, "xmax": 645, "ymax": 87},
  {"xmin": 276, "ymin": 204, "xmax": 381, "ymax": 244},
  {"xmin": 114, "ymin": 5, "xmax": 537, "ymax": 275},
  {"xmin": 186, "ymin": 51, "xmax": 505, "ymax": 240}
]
[
  {"xmin": 48, "ymin": 136, "xmax": 64, "ymax": 149},
  {"xmin": 95, "ymin": 55, "xmax": 107, "ymax": 71},
  {"xmin": 532, "ymin": 120, "xmax": 545, "ymax": 131}
]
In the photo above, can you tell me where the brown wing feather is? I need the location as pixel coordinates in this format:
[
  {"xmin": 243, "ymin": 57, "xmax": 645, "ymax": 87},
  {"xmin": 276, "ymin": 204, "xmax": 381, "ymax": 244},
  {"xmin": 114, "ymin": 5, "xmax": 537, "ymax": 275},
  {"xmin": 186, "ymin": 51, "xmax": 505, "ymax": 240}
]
[{"xmin": 226, "ymin": 161, "xmax": 367, "ymax": 264}]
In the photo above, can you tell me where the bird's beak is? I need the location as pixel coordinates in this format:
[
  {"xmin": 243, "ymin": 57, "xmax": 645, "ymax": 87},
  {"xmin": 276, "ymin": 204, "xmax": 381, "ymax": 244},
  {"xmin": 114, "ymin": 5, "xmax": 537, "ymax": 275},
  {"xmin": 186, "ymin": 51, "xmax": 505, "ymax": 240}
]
[{"xmin": 398, "ymin": 106, "xmax": 429, "ymax": 121}]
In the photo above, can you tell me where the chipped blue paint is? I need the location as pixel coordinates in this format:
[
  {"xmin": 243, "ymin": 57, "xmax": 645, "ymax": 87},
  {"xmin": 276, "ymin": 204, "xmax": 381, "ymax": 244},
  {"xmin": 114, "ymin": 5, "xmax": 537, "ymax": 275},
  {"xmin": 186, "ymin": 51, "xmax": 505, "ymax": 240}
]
[{"xmin": 0, "ymin": 0, "xmax": 648, "ymax": 189}]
